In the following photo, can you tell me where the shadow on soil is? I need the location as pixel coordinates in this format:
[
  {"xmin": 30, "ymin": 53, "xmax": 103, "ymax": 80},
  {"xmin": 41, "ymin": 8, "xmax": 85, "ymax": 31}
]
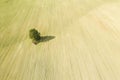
[{"xmin": 32, "ymin": 36, "xmax": 55, "ymax": 45}]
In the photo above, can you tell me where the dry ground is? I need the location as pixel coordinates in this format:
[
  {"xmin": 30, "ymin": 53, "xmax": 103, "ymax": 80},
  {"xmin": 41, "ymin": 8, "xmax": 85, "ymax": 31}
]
[{"xmin": 0, "ymin": 0, "xmax": 120, "ymax": 80}]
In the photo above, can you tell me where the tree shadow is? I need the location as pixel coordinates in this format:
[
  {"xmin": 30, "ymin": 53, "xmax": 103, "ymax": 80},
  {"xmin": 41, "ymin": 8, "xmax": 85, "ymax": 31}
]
[
  {"xmin": 32, "ymin": 36, "xmax": 55, "ymax": 45},
  {"xmin": 39, "ymin": 36, "xmax": 55, "ymax": 42}
]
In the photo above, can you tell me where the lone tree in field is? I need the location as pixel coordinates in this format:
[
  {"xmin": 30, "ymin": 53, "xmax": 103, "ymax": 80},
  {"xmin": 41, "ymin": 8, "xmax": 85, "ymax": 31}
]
[{"xmin": 29, "ymin": 28, "xmax": 41, "ymax": 44}]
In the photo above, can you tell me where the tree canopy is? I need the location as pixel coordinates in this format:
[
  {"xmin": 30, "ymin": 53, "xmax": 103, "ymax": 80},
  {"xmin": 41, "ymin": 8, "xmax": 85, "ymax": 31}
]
[{"xmin": 29, "ymin": 28, "xmax": 41, "ymax": 41}]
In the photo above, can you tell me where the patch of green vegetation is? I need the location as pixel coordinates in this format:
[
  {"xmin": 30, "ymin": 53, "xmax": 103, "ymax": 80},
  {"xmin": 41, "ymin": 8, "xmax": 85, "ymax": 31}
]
[{"xmin": 29, "ymin": 28, "xmax": 41, "ymax": 44}]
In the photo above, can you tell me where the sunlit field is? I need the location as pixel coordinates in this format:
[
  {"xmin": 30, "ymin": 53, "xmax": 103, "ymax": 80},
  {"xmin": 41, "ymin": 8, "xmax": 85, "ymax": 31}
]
[{"xmin": 0, "ymin": 0, "xmax": 120, "ymax": 80}]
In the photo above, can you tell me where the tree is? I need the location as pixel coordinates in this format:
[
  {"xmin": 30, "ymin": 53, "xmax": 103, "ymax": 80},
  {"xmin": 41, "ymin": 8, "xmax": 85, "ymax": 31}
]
[{"xmin": 29, "ymin": 28, "xmax": 41, "ymax": 43}]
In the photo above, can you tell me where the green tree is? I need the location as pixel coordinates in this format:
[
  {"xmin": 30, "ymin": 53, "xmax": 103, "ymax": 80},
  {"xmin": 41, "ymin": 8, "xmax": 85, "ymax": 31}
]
[{"xmin": 29, "ymin": 28, "xmax": 41, "ymax": 41}]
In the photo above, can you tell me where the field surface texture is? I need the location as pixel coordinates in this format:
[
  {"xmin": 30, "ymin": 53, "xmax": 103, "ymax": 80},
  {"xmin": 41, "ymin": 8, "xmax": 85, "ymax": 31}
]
[{"xmin": 0, "ymin": 0, "xmax": 120, "ymax": 80}]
